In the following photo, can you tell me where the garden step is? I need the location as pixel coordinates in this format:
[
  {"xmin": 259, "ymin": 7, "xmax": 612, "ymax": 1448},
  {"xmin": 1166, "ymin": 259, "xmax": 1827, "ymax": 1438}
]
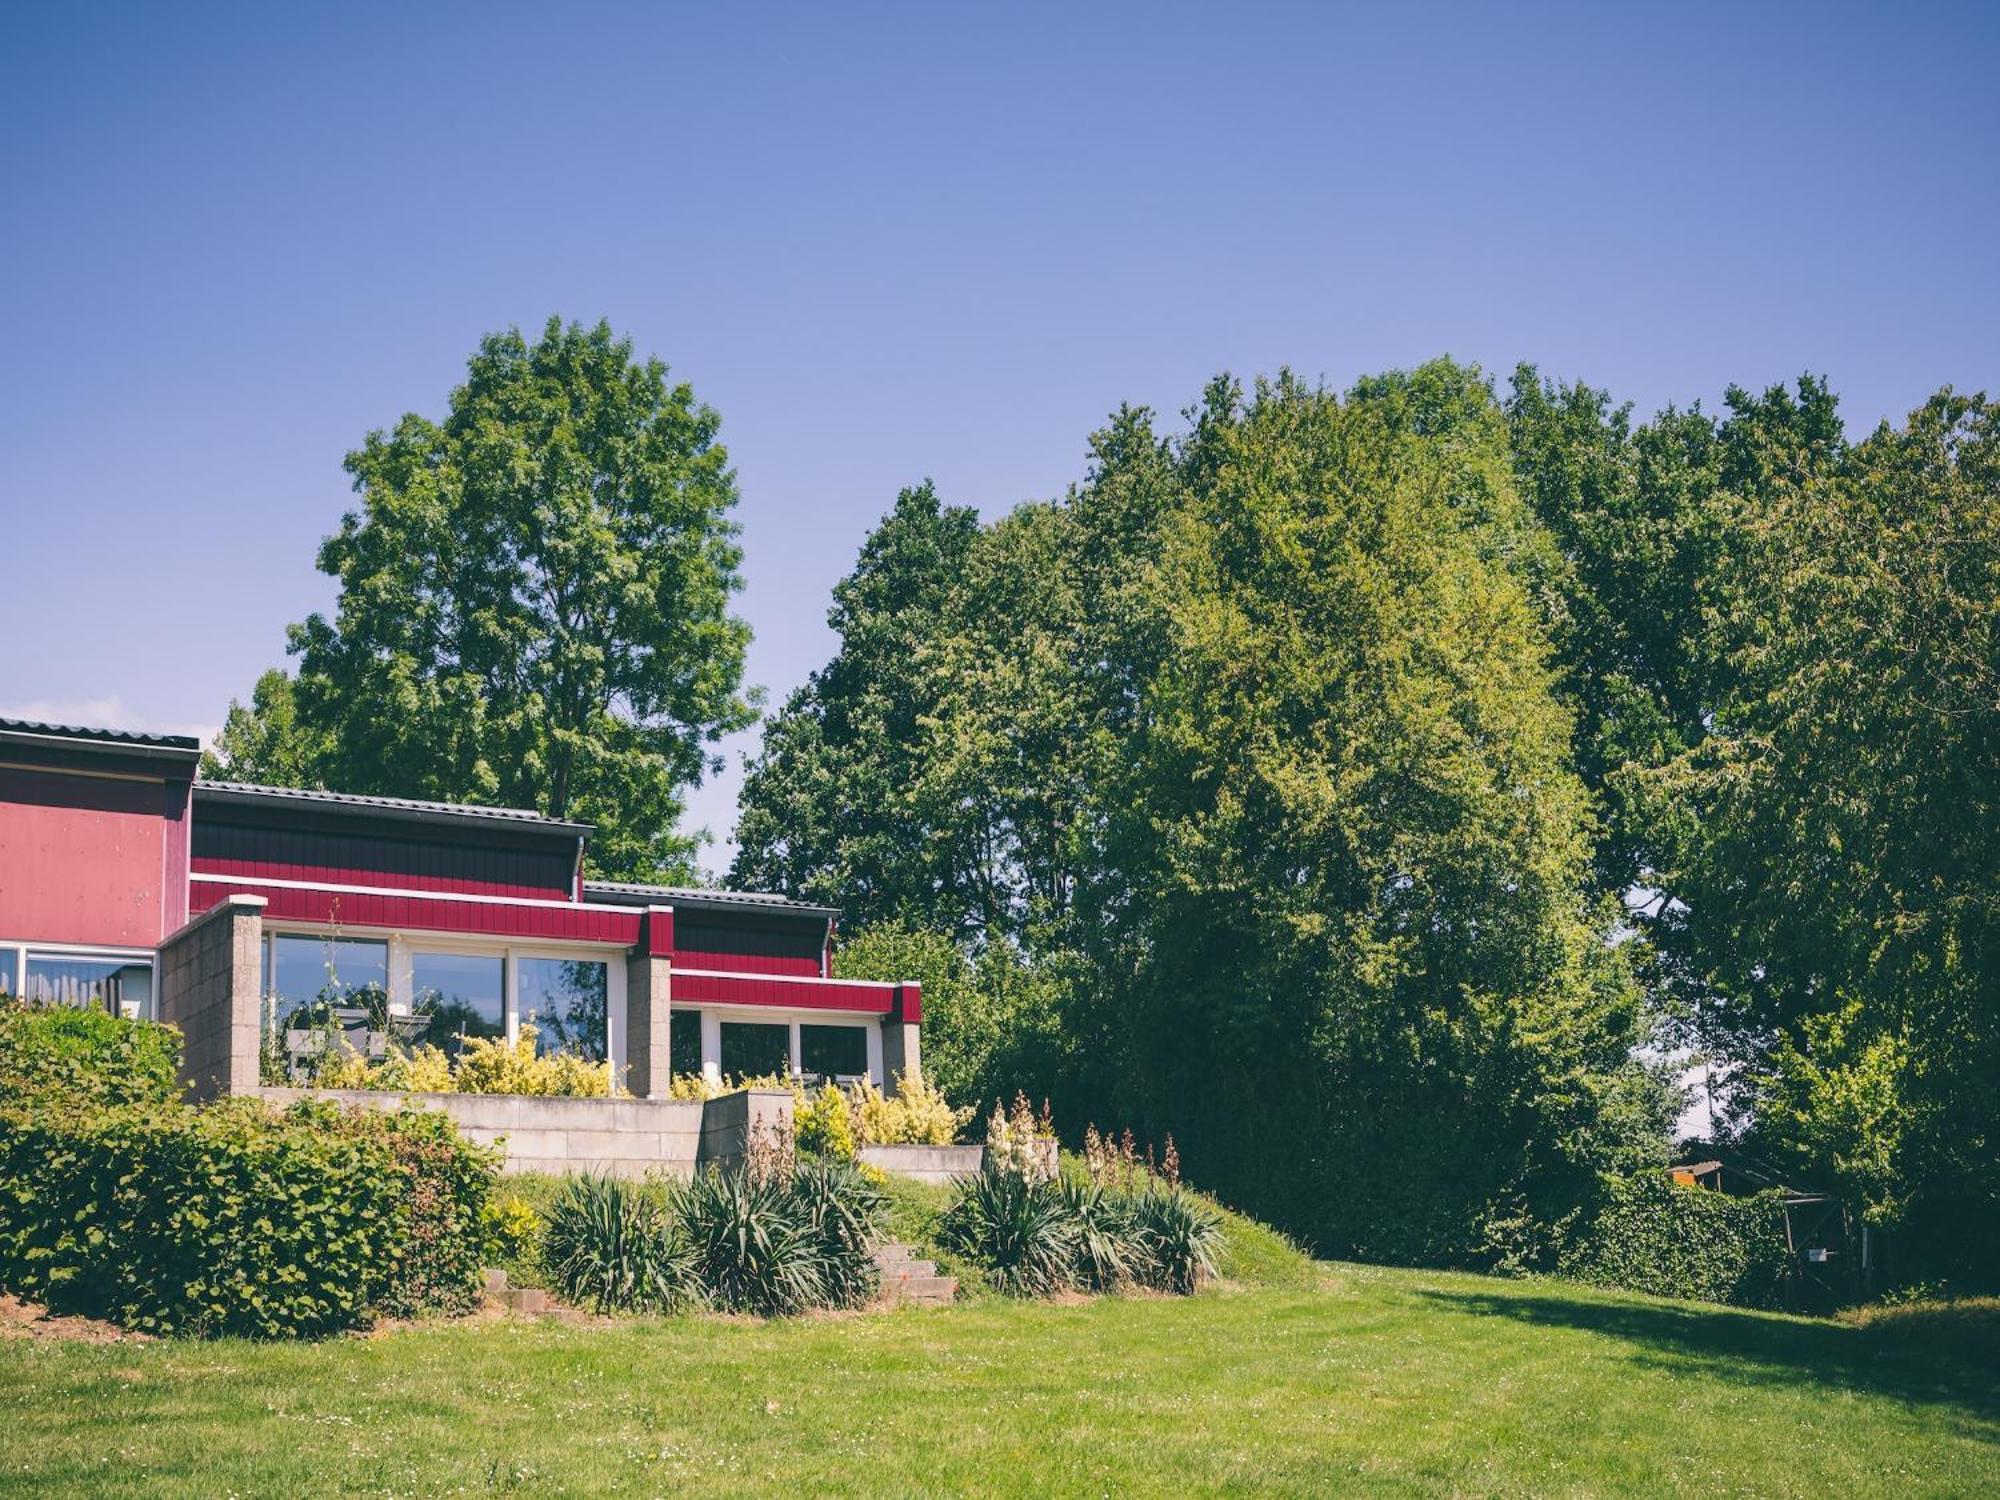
[{"xmin": 880, "ymin": 1273, "xmax": 958, "ymax": 1305}]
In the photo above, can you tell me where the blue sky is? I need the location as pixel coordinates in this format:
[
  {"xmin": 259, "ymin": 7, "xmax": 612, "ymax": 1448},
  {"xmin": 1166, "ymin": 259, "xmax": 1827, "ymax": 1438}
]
[{"xmin": 3, "ymin": 1, "xmax": 1995, "ymax": 874}]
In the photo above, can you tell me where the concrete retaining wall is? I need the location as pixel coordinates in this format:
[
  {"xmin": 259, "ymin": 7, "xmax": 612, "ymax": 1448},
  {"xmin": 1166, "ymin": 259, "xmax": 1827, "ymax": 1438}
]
[
  {"xmin": 858, "ymin": 1144, "xmax": 985, "ymax": 1186},
  {"xmin": 261, "ymin": 1087, "xmax": 707, "ymax": 1178}
]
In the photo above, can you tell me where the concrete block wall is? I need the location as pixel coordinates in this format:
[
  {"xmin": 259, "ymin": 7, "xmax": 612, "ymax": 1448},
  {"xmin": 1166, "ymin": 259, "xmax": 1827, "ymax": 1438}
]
[
  {"xmin": 857, "ymin": 1144, "xmax": 984, "ymax": 1187},
  {"xmin": 255, "ymin": 1087, "xmax": 806, "ymax": 1180},
  {"xmin": 157, "ymin": 894, "xmax": 265, "ymax": 1101},
  {"xmin": 695, "ymin": 1087, "xmax": 796, "ymax": 1174}
]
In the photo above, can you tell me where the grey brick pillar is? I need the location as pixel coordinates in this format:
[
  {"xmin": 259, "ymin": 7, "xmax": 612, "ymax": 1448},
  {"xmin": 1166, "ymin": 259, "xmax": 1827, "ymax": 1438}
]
[
  {"xmin": 882, "ymin": 981, "xmax": 923, "ymax": 1096},
  {"xmin": 624, "ymin": 942, "xmax": 673, "ymax": 1100},
  {"xmin": 157, "ymin": 894, "xmax": 266, "ymax": 1101}
]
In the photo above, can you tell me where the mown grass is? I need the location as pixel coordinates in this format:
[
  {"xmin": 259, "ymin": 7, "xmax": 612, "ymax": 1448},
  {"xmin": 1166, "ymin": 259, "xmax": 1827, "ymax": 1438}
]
[{"xmin": 2, "ymin": 1262, "xmax": 1992, "ymax": 1497}]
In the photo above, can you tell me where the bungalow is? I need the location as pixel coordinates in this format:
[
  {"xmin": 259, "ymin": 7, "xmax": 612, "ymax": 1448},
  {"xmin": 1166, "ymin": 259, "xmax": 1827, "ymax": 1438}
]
[{"xmin": 0, "ymin": 716, "xmax": 921, "ymax": 1102}]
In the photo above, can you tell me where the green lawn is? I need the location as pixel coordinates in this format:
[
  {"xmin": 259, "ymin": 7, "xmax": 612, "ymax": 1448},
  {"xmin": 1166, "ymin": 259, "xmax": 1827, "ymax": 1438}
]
[{"xmin": 2, "ymin": 1265, "xmax": 1993, "ymax": 1498}]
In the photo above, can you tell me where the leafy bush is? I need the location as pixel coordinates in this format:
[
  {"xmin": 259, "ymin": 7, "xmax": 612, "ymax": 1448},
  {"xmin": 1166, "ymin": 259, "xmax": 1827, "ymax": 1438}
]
[
  {"xmin": 795, "ymin": 1083, "xmax": 858, "ymax": 1160},
  {"xmin": 298, "ymin": 1023, "xmax": 617, "ymax": 1097},
  {"xmin": 0, "ymin": 1096, "xmax": 497, "ymax": 1337},
  {"xmin": 853, "ymin": 1072, "xmax": 973, "ymax": 1146},
  {"xmin": 483, "ymin": 1191, "xmax": 542, "ymax": 1266},
  {"xmin": 0, "ymin": 999, "xmax": 181, "ymax": 1106},
  {"xmin": 1556, "ymin": 1172, "xmax": 1792, "ymax": 1308},
  {"xmin": 541, "ymin": 1175, "xmax": 697, "ymax": 1314},
  {"xmin": 941, "ymin": 1168, "xmax": 1078, "ymax": 1297},
  {"xmin": 788, "ymin": 1158, "xmax": 886, "ymax": 1308}
]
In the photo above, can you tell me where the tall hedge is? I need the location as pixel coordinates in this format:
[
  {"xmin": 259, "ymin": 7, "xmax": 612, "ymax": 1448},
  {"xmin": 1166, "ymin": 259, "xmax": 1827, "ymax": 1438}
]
[
  {"xmin": 1557, "ymin": 1173, "xmax": 1792, "ymax": 1308},
  {"xmin": 0, "ymin": 1000, "xmax": 181, "ymax": 1106},
  {"xmin": 0, "ymin": 1096, "xmax": 497, "ymax": 1337}
]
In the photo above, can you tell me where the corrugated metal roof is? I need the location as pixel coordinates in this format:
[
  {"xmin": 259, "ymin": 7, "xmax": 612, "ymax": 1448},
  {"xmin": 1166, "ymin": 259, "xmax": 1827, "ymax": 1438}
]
[
  {"xmin": 195, "ymin": 780, "xmax": 594, "ymax": 835},
  {"xmin": 583, "ymin": 879, "xmax": 839, "ymax": 919},
  {"xmin": 0, "ymin": 717, "xmax": 201, "ymax": 756}
]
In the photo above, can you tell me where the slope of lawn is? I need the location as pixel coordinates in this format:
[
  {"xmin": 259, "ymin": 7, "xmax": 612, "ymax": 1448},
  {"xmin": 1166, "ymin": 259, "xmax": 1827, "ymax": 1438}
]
[{"xmin": 1, "ymin": 1262, "xmax": 1992, "ymax": 1497}]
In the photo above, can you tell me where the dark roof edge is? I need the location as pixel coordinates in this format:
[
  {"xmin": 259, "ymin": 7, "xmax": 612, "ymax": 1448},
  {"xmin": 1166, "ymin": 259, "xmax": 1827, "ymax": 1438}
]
[
  {"xmin": 583, "ymin": 880, "xmax": 839, "ymax": 920},
  {"xmin": 194, "ymin": 780, "xmax": 594, "ymax": 837},
  {"xmin": 0, "ymin": 718, "xmax": 202, "ymax": 764}
]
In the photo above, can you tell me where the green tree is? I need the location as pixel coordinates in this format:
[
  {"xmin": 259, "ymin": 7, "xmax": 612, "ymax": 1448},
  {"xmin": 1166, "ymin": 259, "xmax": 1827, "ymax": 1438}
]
[
  {"xmin": 200, "ymin": 668, "xmax": 327, "ymax": 786},
  {"xmin": 1653, "ymin": 390, "xmax": 1999, "ymax": 1274},
  {"xmin": 830, "ymin": 920, "xmax": 1069, "ymax": 1108},
  {"xmin": 213, "ymin": 318, "xmax": 753, "ymax": 880},
  {"xmin": 1094, "ymin": 369, "xmax": 1670, "ymax": 1262}
]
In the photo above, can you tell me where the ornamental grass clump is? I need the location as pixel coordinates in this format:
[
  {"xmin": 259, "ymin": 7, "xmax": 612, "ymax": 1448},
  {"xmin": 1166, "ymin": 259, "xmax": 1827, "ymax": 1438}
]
[
  {"xmin": 541, "ymin": 1175, "xmax": 698, "ymax": 1315},
  {"xmin": 787, "ymin": 1156, "xmax": 887, "ymax": 1308},
  {"xmin": 941, "ymin": 1166, "xmax": 1079, "ymax": 1297}
]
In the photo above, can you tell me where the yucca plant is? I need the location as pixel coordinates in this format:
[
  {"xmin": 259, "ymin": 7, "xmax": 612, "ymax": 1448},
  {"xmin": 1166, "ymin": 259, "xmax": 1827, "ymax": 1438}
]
[
  {"xmin": 540, "ymin": 1174, "xmax": 698, "ymax": 1314},
  {"xmin": 1131, "ymin": 1185, "xmax": 1223, "ymax": 1295},
  {"xmin": 941, "ymin": 1166, "xmax": 1077, "ymax": 1297},
  {"xmin": 788, "ymin": 1158, "xmax": 887, "ymax": 1309},
  {"xmin": 1058, "ymin": 1176, "xmax": 1146, "ymax": 1291},
  {"xmin": 680, "ymin": 1167, "xmax": 830, "ymax": 1316}
]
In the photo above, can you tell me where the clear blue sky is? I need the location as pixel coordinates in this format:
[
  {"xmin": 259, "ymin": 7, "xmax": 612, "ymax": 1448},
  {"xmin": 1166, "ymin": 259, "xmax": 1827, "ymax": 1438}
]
[{"xmin": 3, "ymin": 1, "xmax": 1995, "ymax": 874}]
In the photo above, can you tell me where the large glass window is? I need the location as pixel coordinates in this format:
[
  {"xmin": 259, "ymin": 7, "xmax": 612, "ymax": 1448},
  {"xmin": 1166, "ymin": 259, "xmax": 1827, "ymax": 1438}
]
[
  {"xmin": 720, "ymin": 1020, "xmax": 790, "ymax": 1080},
  {"xmin": 411, "ymin": 951, "xmax": 505, "ymax": 1054},
  {"xmin": 22, "ymin": 955, "xmax": 151, "ymax": 1015},
  {"xmin": 517, "ymin": 958, "xmax": 607, "ymax": 1062},
  {"xmin": 669, "ymin": 1008, "xmax": 704, "ymax": 1078},
  {"xmin": 800, "ymin": 1023, "xmax": 868, "ymax": 1082},
  {"xmin": 266, "ymin": 934, "xmax": 389, "ymax": 1024}
]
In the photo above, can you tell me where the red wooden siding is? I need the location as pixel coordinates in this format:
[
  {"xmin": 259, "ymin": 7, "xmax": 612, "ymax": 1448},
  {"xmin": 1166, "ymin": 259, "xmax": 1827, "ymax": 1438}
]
[
  {"xmin": 0, "ymin": 766, "xmax": 182, "ymax": 947},
  {"xmin": 189, "ymin": 877, "xmax": 640, "ymax": 945},
  {"xmin": 191, "ymin": 818, "xmax": 576, "ymax": 900},
  {"xmin": 672, "ymin": 914, "xmax": 824, "ymax": 977},
  {"xmin": 670, "ymin": 969, "xmax": 901, "ymax": 1015}
]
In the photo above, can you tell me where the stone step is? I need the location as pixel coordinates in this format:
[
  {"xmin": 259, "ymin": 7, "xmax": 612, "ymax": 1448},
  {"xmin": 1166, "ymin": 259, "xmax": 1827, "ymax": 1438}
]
[{"xmin": 880, "ymin": 1273, "xmax": 957, "ymax": 1305}]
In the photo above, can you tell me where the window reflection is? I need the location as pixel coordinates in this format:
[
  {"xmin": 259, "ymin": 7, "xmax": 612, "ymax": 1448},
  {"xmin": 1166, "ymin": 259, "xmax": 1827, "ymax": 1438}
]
[{"xmin": 517, "ymin": 958, "xmax": 607, "ymax": 1061}]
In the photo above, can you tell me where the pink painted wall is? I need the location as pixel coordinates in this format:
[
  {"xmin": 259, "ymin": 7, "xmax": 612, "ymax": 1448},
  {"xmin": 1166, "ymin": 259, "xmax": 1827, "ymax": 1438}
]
[{"xmin": 0, "ymin": 767, "xmax": 183, "ymax": 947}]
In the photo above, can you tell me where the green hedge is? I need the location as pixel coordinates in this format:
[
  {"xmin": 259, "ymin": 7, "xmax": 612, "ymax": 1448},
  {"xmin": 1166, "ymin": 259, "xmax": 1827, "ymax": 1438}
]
[
  {"xmin": 0, "ymin": 1000, "xmax": 181, "ymax": 1106},
  {"xmin": 1557, "ymin": 1172, "xmax": 1791, "ymax": 1308},
  {"xmin": 0, "ymin": 1096, "xmax": 498, "ymax": 1337}
]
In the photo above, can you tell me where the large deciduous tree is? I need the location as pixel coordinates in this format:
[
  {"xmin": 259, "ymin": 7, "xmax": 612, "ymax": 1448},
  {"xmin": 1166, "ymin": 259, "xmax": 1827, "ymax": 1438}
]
[
  {"xmin": 206, "ymin": 318, "xmax": 753, "ymax": 880},
  {"xmin": 737, "ymin": 362, "xmax": 1674, "ymax": 1263}
]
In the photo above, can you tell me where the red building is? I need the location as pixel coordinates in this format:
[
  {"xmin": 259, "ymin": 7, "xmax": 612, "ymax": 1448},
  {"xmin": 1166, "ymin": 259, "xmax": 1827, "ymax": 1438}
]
[{"xmin": 0, "ymin": 717, "xmax": 919, "ymax": 1095}]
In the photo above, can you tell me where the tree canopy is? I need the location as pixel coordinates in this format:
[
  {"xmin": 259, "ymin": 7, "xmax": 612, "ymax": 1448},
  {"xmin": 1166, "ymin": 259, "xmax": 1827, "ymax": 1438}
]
[{"xmin": 205, "ymin": 317, "xmax": 753, "ymax": 880}]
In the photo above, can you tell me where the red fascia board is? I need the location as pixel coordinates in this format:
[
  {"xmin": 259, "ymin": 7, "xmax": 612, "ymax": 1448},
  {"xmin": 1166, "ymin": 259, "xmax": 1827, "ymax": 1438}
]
[
  {"xmin": 670, "ymin": 969, "xmax": 901, "ymax": 1015},
  {"xmin": 189, "ymin": 878, "xmax": 641, "ymax": 945},
  {"xmin": 896, "ymin": 982, "xmax": 923, "ymax": 1024},
  {"xmin": 671, "ymin": 948, "xmax": 819, "ymax": 978}
]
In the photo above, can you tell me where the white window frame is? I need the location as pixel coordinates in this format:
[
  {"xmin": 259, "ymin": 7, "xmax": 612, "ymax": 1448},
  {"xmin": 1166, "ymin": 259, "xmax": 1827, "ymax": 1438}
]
[
  {"xmin": 0, "ymin": 938, "xmax": 158, "ymax": 1019},
  {"xmin": 697, "ymin": 1004, "xmax": 885, "ymax": 1087},
  {"xmin": 261, "ymin": 923, "xmax": 627, "ymax": 1079}
]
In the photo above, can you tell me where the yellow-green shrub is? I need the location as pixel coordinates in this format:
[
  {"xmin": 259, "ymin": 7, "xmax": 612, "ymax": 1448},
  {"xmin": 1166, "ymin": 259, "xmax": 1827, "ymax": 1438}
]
[
  {"xmin": 795, "ymin": 1083, "xmax": 857, "ymax": 1159},
  {"xmin": 854, "ymin": 1072, "xmax": 973, "ymax": 1146}
]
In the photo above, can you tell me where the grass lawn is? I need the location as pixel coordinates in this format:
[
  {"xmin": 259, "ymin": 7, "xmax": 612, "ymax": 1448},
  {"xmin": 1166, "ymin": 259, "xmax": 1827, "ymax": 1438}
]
[{"xmin": 1, "ymin": 1264, "xmax": 1993, "ymax": 1498}]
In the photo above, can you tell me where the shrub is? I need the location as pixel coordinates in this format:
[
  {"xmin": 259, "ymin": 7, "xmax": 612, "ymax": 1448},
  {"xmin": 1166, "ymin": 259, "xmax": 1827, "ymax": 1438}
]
[
  {"xmin": 795, "ymin": 1083, "xmax": 858, "ymax": 1160},
  {"xmin": 483, "ymin": 1191, "xmax": 542, "ymax": 1266},
  {"xmin": 788, "ymin": 1158, "xmax": 886, "ymax": 1308},
  {"xmin": 941, "ymin": 1167, "xmax": 1077, "ymax": 1297},
  {"xmin": 1058, "ymin": 1176, "xmax": 1143, "ymax": 1291},
  {"xmin": 1556, "ymin": 1172, "xmax": 1792, "ymax": 1308},
  {"xmin": 0, "ymin": 1096, "xmax": 496, "ymax": 1337},
  {"xmin": 1131, "ymin": 1185, "xmax": 1224, "ymax": 1294},
  {"xmin": 541, "ymin": 1175, "xmax": 698, "ymax": 1314},
  {"xmin": 681, "ymin": 1167, "xmax": 832, "ymax": 1316},
  {"xmin": 446, "ymin": 1024, "xmax": 618, "ymax": 1097},
  {"xmin": 0, "ymin": 999, "xmax": 181, "ymax": 1106},
  {"xmin": 854, "ymin": 1072, "xmax": 972, "ymax": 1146}
]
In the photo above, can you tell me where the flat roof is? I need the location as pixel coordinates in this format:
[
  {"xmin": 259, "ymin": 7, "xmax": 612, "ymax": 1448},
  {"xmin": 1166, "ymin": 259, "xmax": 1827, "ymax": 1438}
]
[
  {"xmin": 195, "ymin": 780, "xmax": 594, "ymax": 837},
  {"xmin": 583, "ymin": 879, "xmax": 839, "ymax": 920}
]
